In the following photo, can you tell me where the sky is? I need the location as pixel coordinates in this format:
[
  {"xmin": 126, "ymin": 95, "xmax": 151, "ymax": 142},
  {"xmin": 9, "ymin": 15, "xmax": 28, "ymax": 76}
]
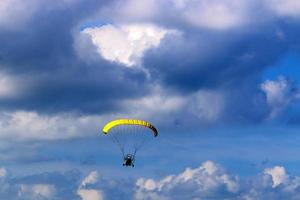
[{"xmin": 0, "ymin": 0, "xmax": 300, "ymax": 199}]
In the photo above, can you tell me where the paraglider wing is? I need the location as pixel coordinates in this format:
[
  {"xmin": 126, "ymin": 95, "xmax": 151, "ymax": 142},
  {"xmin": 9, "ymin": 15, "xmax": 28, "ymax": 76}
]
[{"xmin": 102, "ymin": 119, "xmax": 158, "ymax": 137}]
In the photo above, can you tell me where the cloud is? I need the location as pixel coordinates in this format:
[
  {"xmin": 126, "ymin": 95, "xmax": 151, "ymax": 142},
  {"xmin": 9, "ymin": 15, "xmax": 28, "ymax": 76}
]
[
  {"xmin": 0, "ymin": 89, "xmax": 221, "ymax": 142},
  {"xmin": 18, "ymin": 184, "xmax": 56, "ymax": 200},
  {"xmin": 83, "ymin": 23, "xmax": 177, "ymax": 67},
  {"xmin": 264, "ymin": 166, "xmax": 288, "ymax": 187},
  {"xmin": 266, "ymin": 0, "xmax": 300, "ymax": 18},
  {"xmin": 135, "ymin": 161, "xmax": 239, "ymax": 199},
  {"xmin": 109, "ymin": 0, "xmax": 300, "ymax": 29},
  {"xmin": 2, "ymin": 161, "xmax": 300, "ymax": 199},
  {"xmin": 174, "ymin": 0, "xmax": 250, "ymax": 30},
  {"xmin": 0, "ymin": 72, "xmax": 18, "ymax": 98},
  {"xmin": 115, "ymin": 0, "xmax": 159, "ymax": 22},
  {"xmin": 0, "ymin": 169, "xmax": 83, "ymax": 199},
  {"xmin": 0, "ymin": 0, "xmax": 151, "ymax": 115},
  {"xmin": 0, "ymin": 0, "xmax": 300, "ymax": 127},
  {"xmin": 0, "ymin": 0, "xmax": 39, "ymax": 30},
  {"xmin": 135, "ymin": 161, "xmax": 300, "ymax": 200},
  {"xmin": 0, "ymin": 111, "xmax": 103, "ymax": 140},
  {"xmin": 78, "ymin": 171, "xmax": 103, "ymax": 200},
  {"xmin": 120, "ymin": 86, "xmax": 225, "ymax": 128},
  {"xmin": 80, "ymin": 171, "xmax": 99, "ymax": 187},
  {"xmin": 77, "ymin": 189, "xmax": 104, "ymax": 200},
  {"xmin": 261, "ymin": 76, "xmax": 300, "ymax": 118},
  {"xmin": 110, "ymin": 0, "xmax": 261, "ymax": 30},
  {"xmin": 188, "ymin": 90, "xmax": 224, "ymax": 122},
  {"xmin": 0, "ymin": 168, "xmax": 7, "ymax": 177},
  {"xmin": 0, "ymin": 83, "xmax": 220, "ymax": 142}
]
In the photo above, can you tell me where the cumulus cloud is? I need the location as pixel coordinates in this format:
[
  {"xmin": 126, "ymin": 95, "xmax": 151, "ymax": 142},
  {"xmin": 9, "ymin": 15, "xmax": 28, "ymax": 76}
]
[
  {"xmin": 78, "ymin": 189, "xmax": 104, "ymax": 200},
  {"xmin": 80, "ymin": 171, "xmax": 99, "ymax": 187},
  {"xmin": 18, "ymin": 184, "xmax": 56, "ymax": 200},
  {"xmin": 0, "ymin": 111, "xmax": 103, "ymax": 140},
  {"xmin": 135, "ymin": 161, "xmax": 239, "ymax": 199},
  {"xmin": 135, "ymin": 161, "xmax": 300, "ymax": 200},
  {"xmin": 1, "ymin": 162, "xmax": 300, "ymax": 199},
  {"xmin": 0, "ymin": 169, "xmax": 80, "ymax": 199},
  {"xmin": 0, "ymin": 0, "xmax": 154, "ymax": 116},
  {"xmin": 261, "ymin": 76, "xmax": 300, "ymax": 118},
  {"xmin": 83, "ymin": 23, "xmax": 177, "ymax": 66},
  {"xmin": 0, "ymin": 168, "xmax": 7, "ymax": 178},
  {"xmin": 0, "ymin": 0, "xmax": 300, "ymax": 131},
  {"xmin": 0, "ymin": 92, "xmax": 219, "ymax": 141},
  {"xmin": 264, "ymin": 166, "xmax": 288, "ymax": 187},
  {"xmin": 0, "ymin": 88, "xmax": 221, "ymax": 142},
  {"xmin": 78, "ymin": 171, "xmax": 104, "ymax": 200},
  {"xmin": 120, "ymin": 86, "xmax": 225, "ymax": 127}
]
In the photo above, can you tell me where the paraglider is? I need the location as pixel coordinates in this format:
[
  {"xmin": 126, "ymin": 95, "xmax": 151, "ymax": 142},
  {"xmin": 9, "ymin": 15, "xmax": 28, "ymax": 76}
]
[{"xmin": 102, "ymin": 119, "xmax": 158, "ymax": 167}]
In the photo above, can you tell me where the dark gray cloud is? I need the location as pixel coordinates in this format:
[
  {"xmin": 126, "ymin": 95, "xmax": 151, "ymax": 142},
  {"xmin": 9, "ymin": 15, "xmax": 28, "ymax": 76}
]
[
  {"xmin": 141, "ymin": 20, "xmax": 300, "ymax": 123},
  {"xmin": 0, "ymin": 0, "xmax": 299, "ymax": 124},
  {"xmin": 0, "ymin": 0, "xmax": 151, "ymax": 114},
  {"xmin": 144, "ymin": 21, "xmax": 300, "ymax": 91},
  {"xmin": 0, "ymin": 63, "xmax": 148, "ymax": 114}
]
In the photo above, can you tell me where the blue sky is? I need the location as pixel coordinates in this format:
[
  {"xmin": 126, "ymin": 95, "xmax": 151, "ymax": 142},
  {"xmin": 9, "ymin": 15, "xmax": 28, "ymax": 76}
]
[{"xmin": 0, "ymin": 0, "xmax": 300, "ymax": 199}]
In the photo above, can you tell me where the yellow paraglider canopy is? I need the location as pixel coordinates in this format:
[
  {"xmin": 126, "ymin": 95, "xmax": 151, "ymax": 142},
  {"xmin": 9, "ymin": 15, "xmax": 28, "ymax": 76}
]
[{"xmin": 102, "ymin": 119, "xmax": 158, "ymax": 137}]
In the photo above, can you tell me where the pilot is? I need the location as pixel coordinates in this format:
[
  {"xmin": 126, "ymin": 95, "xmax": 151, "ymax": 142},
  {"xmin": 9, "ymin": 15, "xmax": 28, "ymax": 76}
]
[{"xmin": 123, "ymin": 154, "xmax": 135, "ymax": 167}]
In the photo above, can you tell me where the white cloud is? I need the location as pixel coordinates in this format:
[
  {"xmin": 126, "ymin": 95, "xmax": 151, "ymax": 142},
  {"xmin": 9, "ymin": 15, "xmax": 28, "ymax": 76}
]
[
  {"xmin": 135, "ymin": 161, "xmax": 239, "ymax": 199},
  {"xmin": 266, "ymin": 0, "xmax": 300, "ymax": 17},
  {"xmin": 0, "ymin": 72, "xmax": 20, "ymax": 98},
  {"xmin": 0, "ymin": 83, "xmax": 226, "ymax": 143},
  {"xmin": 0, "ymin": 168, "xmax": 7, "ymax": 178},
  {"xmin": 78, "ymin": 171, "xmax": 104, "ymax": 200},
  {"xmin": 108, "ymin": 0, "xmax": 257, "ymax": 30},
  {"xmin": 2, "ymin": 163, "xmax": 300, "ymax": 199},
  {"xmin": 120, "ymin": 86, "xmax": 185, "ymax": 119},
  {"xmin": 261, "ymin": 77, "xmax": 290, "ymax": 106},
  {"xmin": 118, "ymin": 0, "xmax": 159, "ymax": 21},
  {"xmin": 134, "ymin": 161, "xmax": 300, "ymax": 200},
  {"xmin": 242, "ymin": 166, "xmax": 300, "ymax": 200},
  {"xmin": 18, "ymin": 184, "xmax": 56, "ymax": 199},
  {"xmin": 83, "ymin": 23, "xmax": 176, "ymax": 67},
  {"xmin": 264, "ymin": 166, "xmax": 288, "ymax": 187},
  {"xmin": 78, "ymin": 189, "xmax": 104, "ymax": 200},
  {"xmin": 81, "ymin": 171, "xmax": 99, "ymax": 187},
  {"xmin": 261, "ymin": 76, "xmax": 300, "ymax": 118},
  {"xmin": 0, "ymin": 88, "xmax": 223, "ymax": 141},
  {"xmin": 105, "ymin": 0, "xmax": 300, "ymax": 31},
  {"xmin": 0, "ymin": 111, "xmax": 103, "ymax": 140},
  {"xmin": 121, "ymin": 86, "xmax": 224, "ymax": 127},
  {"xmin": 176, "ymin": 0, "xmax": 249, "ymax": 30}
]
